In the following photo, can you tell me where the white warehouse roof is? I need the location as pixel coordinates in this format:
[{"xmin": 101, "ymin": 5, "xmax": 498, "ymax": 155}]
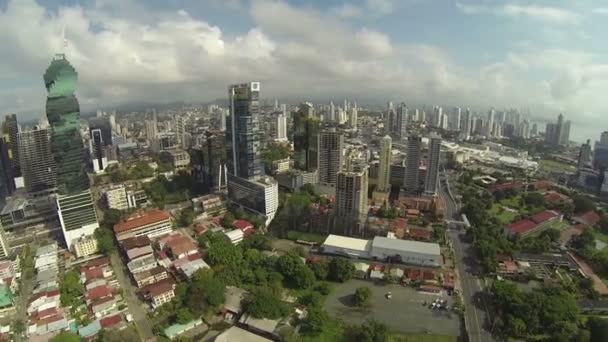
[
  {"xmin": 323, "ymin": 234, "xmax": 371, "ymax": 252},
  {"xmin": 371, "ymin": 236, "xmax": 440, "ymax": 256}
]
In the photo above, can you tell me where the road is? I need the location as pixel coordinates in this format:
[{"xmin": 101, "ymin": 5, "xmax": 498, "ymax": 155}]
[
  {"xmin": 110, "ymin": 252, "xmax": 156, "ymax": 342},
  {"xmin": 439, "ymin": 173, "xmax": 496, "ymax": 342}
]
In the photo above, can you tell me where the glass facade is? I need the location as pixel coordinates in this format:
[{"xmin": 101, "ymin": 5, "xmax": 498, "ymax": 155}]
[
  {"xmin": 226, "ymin": 82, "xmax": 262, "ymax": 180},
  {"xmin": 44, "ymin": 54, "xmax": 89, "ymax": 195},
  {"xmin": 293, "ymin": 108, "xmax": 319, "ymax": 172}
]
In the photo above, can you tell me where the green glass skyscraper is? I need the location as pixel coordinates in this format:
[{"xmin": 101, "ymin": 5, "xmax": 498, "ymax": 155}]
[{"xmin": 44, "ymin": 54, "xmax": 99, "ymax": 252}]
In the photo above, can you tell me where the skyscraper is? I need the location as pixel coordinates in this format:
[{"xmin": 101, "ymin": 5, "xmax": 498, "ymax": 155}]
[
  {"xmin": 89, "ymin": 128, "xmax": 107, "ymax": 173},
  {"xmin": 460, "ymin": 108, "xmax": 471, "ymax": 140},
  {"xmin": 191, "ymin": 130, "xmax": 227, "ymax": 192},
  {"xmin": 2, "ymin": 114, "xmax": 21, "ymax": 178},
  {"xmin": 578, "ymin": 139, "xmax": 592, "ymax": 170},
  {"xmin": 336, "ymin": 168, "xmax": 368, "ymax": 236},
  {"xmin": 276, "ymin": 114, "xmax": 287, "ymax": 141},
  {"xmin": 329, "ymin": 101, "xmax": 336, "ymax": 122},
  {"xmin": 44, "ymin": 53, "xmax": 99, "ymax": 251},
  {"xmin": 405, "ymin": 135, "xmax": 422, "ymax": 194},
  {"xmin": 293, "ymin": 103, "xmax": 319, "ymax": 172},
  {"xmin": 0, "ymin": 139, "xmax": 14, "ymax": 202},
  {"xmin": 424, "ymin": 134, "xmax": 442, "ymax": 195},
  {"xmin": 486, "ymin": 109, "xmax": 495, "ymax": 138},
  {"xmin": 318, "ymin": 129, "xmax": 344, "ymax": 187},
  {"xmin": 449, "ymin": 107, "xmax": 461, "ymax": 131},
  {"xmin": 376, "ymin": 135, "xmax": 392, "ymax": 193},
  {"xmin": 559, "ymin": 120, "xmax": 571, "ymax": 146},
  {"xmin": 594, "ymin": 132, "xmax": 608, "ymax": 169},
  {"xmin": 18, "ymin": 127, "xmax": 56, "ymax": 193},
  {"xmin": 349, "ymin": 103, "xmax": 358, "ymax": 130},
  {"xmin": 226, "ymin": 82, "xmax": 262, "ymax": 180},
  {"xmin": 226, "ymin": 82, "xmax": 278, "ymax": 225},
  {"xmin": 174, "ymin": 115, "xmax": 187, "ymax": 148}
]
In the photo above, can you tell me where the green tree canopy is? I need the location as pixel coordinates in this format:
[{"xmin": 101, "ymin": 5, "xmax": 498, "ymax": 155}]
[
  {"xmin": 94, "ymin": 228, "xmax": 116, "ymax": 255},
  {"xmin": 49, "ymin": 332, "xmax": 82, "ymax": 342},
  {"xmin": 276, "ymin": 253, "xmax": 315, "ymax": 289},
  {"xmin": 354, "ymin": 287, "xmax": 371, "ymax": 307},
  {"xmin": 187, "ymin": 269, "xmax": 226, "ymax": 315},
  {"xmin": 309, "ymin": 260, "xmax": 329, "ymax": 280},
  {"xmin": 356, "ymin": 320, "xmax": 389, "ymax": 342},
  {"xmin": 328, "ymin": 257, "xmax": 355, "ymax": 282},
  {"xmin": 178, "ymin": 207, "xmax": 195, "ymax": 227},
  {"xmin": 573, "ymin": 195, "xmax": 597, "ymax": 214},
  {"xmin": 588, "ymin": 316, "xmax": 608, "ymax": 342},
  {"xmin": 244, "ymin": 287, "xmax": 289, "ymax": 319},
  {"xmin": 59, "ymin": 270, "xmax": 84, "ymax": 307}
]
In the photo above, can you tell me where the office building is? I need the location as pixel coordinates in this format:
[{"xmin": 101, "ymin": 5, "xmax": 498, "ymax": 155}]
[
  {"xmin": 404, "ymin": 135, "xmax": 422, "ymax": 194},
  {"xmin": 374, "ymin": 135, "xmax": 392, "ymax": 198},
  {"xmin": 2, "ymin": 114, "xmax": 20, "ymax": 178},
  {"xmin": 594, "ymin": 132, "xmax": 608, "ymax": 169},
  {"xmin": 389, "ymin": 103, "xmax": 408, "ymax": 140},
  {"xmin": 89, "ymin": 128, "xmax": 107, "ymax": 173},
  {"xmin": 318, "ymin": 129, "xmax": 344, "ymax": 187},
  {"xmin": 276, "ymin": 114, "xmax": 287, "ymax": 141},
  {"xmin": 329, "ymin": 102, "xmax": 336, "ymax": 122},
  {"xmin": 159, "ymin": 148, "xmax": 190, "ymax": 171},
  {"xmin": 559, "ymin": 120, "xmax": 571, "ymax": 146},
  {"xmin": 226, "ymin": 175, "xmax": 279, "ymax": 226},
  {"xmin": 519, "ymin": 119, "xmax": 530, "ymax": 139},
  {"xmin": 104, "ymin": 185, "xmax": 129, "ymax": 211},
  {"xmin": 146, "ymin": 120, "xmax": 157, "ymax": 142},
  {"xmin": 191, "ymin": 131, "xmax": 227, "ymax": 192},
  {"xmin": 545, "ymin": 114, "xmax": 570, "ymax": 146},
  {"xmin": 486, "ymin": 109, "xmax": 495, "ymax": 138},
  {"xmin": 449, "ymin": 107, "xmax": 461, "ymax": 131},
  {"xmin": 335, "ymin": 168, "xmax": 368, "ymax": 235},
  {"xmin": 173, "ymin": 115, "xmax": 186, "ymax": 148},
  {"xmin": 88, "ymin": 117, "xmax": 112, "ymax": 148},
  {"xmin": 293, "ymin": 103, "xmax": 319, "ymax": 172},
  {"xmin": 424, "ymin": 134, "xmax": 442, "ymax": 195},
  {"xmin": 18, "ymin": 127, "xmax": 56, "ymax": 193},
  {"xmin": 460, "ymin": 108, "xmax": 472, "ymax": 140},
  {"xmin": 578, "ymin": 140, "xmax": 592, "ymax": 170},
  {"xmin": 0, "ymin": 139, "xmax": 13, "ymax": 202},
  {"xmin": 113, "ymin": 210, "xmax": 172, "ymax": 241},
  {"xmin": 226, "ymin": 82, "xmax": 262, "ymax": 180},
  {"xmin": 44, "ymin": 53, "xmax": 99, "ymax": 250},
  {"xmin": 349, "ymin": 103, "xmax": 358, "ymax": 130}
]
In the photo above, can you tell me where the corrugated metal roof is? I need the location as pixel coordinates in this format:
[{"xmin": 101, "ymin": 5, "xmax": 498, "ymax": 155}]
[{"xmin": 371, "ymin": 237, "xmax": 440, "ymax": 256}]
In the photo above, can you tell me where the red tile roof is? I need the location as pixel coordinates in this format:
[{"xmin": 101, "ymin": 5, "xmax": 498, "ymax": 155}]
[
  {"xmin": 533, "ymin": 180, "xmax": 552, "ymax": 190},
  {"xmin": 492, "ymin": 181, "xmax": 523, "ymax": 192},
  {"xmin": 121, "ymin": 236, "xmax": 151, "ymax": 250},
  {"xmin": 83, "ymin": 257, "xmax": 109, "ymax": 269},
  {"xmin": 142, "ymin": 279, "xmax": 175, "ymax": 298},
  {"xmin": 508, "ymin": 219, "xmax": 537, "ymax": 234},
  {"xmin": 407, "ymin": 228, "xmax": 432, "ymax": 240},
  {"xmin": 114, "ymin": 210, "xmax": 170, "ymax": 234},
  {"xmin": 86, "ymin": 286, "xmax": 112, "ymax": 302},
  {"xmin": 530, "ymin": 210, "xmax": 559, "ymax": 224},
  {"xmin": 32, "ymin": 307, "xmax": 58, "ymax": 320},
  {"xmin": 233, "ymin": 219, "xmax": 254, "ymax": 231},
  {"xmin": 84, "ymin": 267, "xmax": 104, "ymax": 281},
  {"xmin": 575, "ymin": 211, "xmax": 601, "ymax": 227},
  {"xmin": 100, "ymin": 314, "xmax": 123, "ymax": 328},
  {"xmin": 544, "ymin": 191, "xmax": 570, "ymax": 204}
]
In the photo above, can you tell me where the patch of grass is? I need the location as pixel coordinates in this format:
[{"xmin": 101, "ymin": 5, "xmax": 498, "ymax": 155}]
[
  {"xmin": 539, "ymin": 159, "xmax": 576, "ymax": 174},
  {"xmin": 488, "ymin": 204, "xmax": 518, "ymax": 225},
  {"xmin": 500, "ymin": 196, "xmax": 522, "ymax": 209},
  {"xmin": 286, "ymin": 231, "xmax": 328, "ymax": 244},
  {"xmin": 388, "ymin": 333, "xmax": 457, "ymax": 342}
]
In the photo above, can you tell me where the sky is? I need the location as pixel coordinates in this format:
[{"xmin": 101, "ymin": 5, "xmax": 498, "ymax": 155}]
[{"xmin": 1, "ymin": 0, "xmax": 608, "ymax": 142}]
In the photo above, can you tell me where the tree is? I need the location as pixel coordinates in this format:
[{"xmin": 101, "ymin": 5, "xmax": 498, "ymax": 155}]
[
  {"xmin": 328, "ymin": 257, "xmax": 355, "ymax": 282},
  {"xmin": 353, "ymin": 287, "xmax": 371, "ymax": 307},
  {"xmin": 522, "ymin": 192, "xmax": 546, "ymax": 209},
  {"xmin": 357, "ymin": 320, "xmax": 389, "ymax": 342},
  {"xmin": 178, "ymin": 207, "xmax": 195, "ymax": 227},
  {"xmin": 129, "ymin": 161, "xmax": 154, "ymax": 179},
  {"xmin": 276, "ymin": 253, "xmax": 315, "ymax": 289},
  {"xmin": 94, "ymin": 228, "xmax": 116, "ymax": 255},
  {"xmin": 98, "ymin": 326, "xmax": 140, "ymax": 342},
  {"xmin": 50, "ymin": 332, "xmax": 82, "ymax": 342},
  {"xmin": 598, "ymin": 215, "xmax": 608, "ymax": 234},
  {"xmin": 588, "ymin": 316, "xmax": 608, "ymax": 342},
  {"xmin": 222, "ymin": 212, "xmax": 236, "ymax": 228},
  {"xmin": 241, "ymin": 234, "xmax": 272, "ymax": 251},
  {"xmin": 244, "ymin": 287, "xmax": 289, "ymax": 319},
  {"xmin": 573, "ymin": 195, "xmax": 597, "ymax": 214},
  {"xmin": 309, "ymin": 260, "xmax": 329, "ymax": 280},
  {"xmin": 205, "ymin": 236, "xmax": 242, "ymax": 267},
  {"xmin": 59, "ymin": 270, "xmax": 84, "ymax": 307},
  {"xmin": 303, "ymin": 307, "xmax": 331, "ymax": 335},
  {"xmin": 102, "ymin": 209, "xmax": 123, "ymax": 228},
  {"xmin": 298, "ymin": 291, "xmax": 322, "ymax": 308},
  {"xmin": 176, "ymin": 308, "xmax": 194, "ymax": 324},
  {"xmin": 187, "ymin": 269, "xmax": 226, "ymax": 315}
]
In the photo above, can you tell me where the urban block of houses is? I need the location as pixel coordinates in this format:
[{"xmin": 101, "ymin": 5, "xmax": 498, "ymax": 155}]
[
  {"xmin": 133, "ymin": 266, "xmax": 168, "ymax": 288},
  {"xmin": 158, "ymin": 233, "xmax": 199, "ymax": 259},
  {"xmin": 505, "ymin": 210, "xmax": 562, "ymax": 238},
  {"xmin": 163, "ymin": 319, "xmax": 204, "ymax": 340}
]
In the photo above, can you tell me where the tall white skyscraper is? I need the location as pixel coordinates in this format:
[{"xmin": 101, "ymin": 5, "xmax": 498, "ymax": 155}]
[
  {"xmin": 349, "ymin": 102, "xmax": 358, "ymax": 130},
  {"xmin": 424, "ymin": 134, "xmax": 442, "ymax": 195},
  {"xmin": 376, "ymin": 135, "xmax": 392, "ymax": 193},
  {"xmin": 460, "ymin": 108, "xmax": 471, "ymax": 140},
  {"xmin": 276, "ymin": 114, "xmax": 287, "ymax": 141},
  {"xmin": 329, "ymin": 102, "xmax": 336, "ymax": 122},
  {"xmin": 449, "ymin": 107, "xmax": 461, "ymax": 131}
]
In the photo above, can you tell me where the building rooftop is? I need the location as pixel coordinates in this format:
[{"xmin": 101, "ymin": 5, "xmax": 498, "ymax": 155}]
[
  {"xmin": 0, "ymin": 285, "xmax": 13, "ymax": 308},
  {"xmin": 215, "ymin": 326, "xmax": 272, "ymax": 342},
  {"xmin": 323, "ymin": 234, "xmax": 371, "ymax": 252},
  {"xmin": 371, "ymin": 236, "xmax": 441, "ymax": 256},
  {"xmin": 114, "ymin": 210, "xmax": 170, "ymax": 234},
  {"xmin": 120, "ymin": 236, "xmax": 152, "ymax": 250},
  {"xmin": 508, "ymin": 219, "xmax": 537, "ymax": 234},
  {"xmin": 142, "ymin": 278, "xmax": 175, "ymax": 298}
]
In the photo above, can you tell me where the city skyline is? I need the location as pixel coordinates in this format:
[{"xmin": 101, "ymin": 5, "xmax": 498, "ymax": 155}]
[{"xmin": 1, "ymin": 0, "xmax": 608, "ymax": 142}]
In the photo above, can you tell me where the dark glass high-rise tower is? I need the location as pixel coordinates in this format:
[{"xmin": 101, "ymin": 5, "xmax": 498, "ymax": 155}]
[
  {"xmin": 44, "ymin": 54, "xmax": 89, "ymax": 194},
  {"xmin": 293, "ymin": 103, "xmax": 319, "ymax": 172},
  {"xmin": 44, "ymin": 54, "xmax": 98, "ymax": 251}
]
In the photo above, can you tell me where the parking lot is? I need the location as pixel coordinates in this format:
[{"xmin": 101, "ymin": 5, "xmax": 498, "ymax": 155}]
[{"xmin": 324, "ymin": 279, "xmax": 461, "ymax": 337}]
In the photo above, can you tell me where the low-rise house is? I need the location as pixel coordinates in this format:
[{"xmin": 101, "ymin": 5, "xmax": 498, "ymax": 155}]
[
  {"xmin": 100, "ymin": 314, "xmax": 124, "ymax": 330},
  {"xmin": 133, "ymin": 266, "xmax": 168, "ymax": 288},
  {"xmin": 233, "ymin": 220, "xmax": 254, "ymax": 235},
  {"xmin": 113, "ymin": 210, "xmax": 173, "ymax": 242},
  {"xmin": 573, "ymin": 210, "xmax": 601, "ymax": 228},
  {"xmin": 224, "ymin": 229, "xmax": 244, "ymax": 245},
  {"xmin": 91, "ymin": 296, "xmax": 118, "ymax": 318},
  {"xmin": 28, "ymin": 312, "xmax": 68, "ymax": 336},
  {"xmin": 163, "ymin": 319, "xmax": 204, "ymax": 339},
  {"xmin": 141, "ymin": 279, "xmax": 176, "ymax": 308},
  {"xmin": 215, "ymin": 326, "xmax": 272, "ymax": 342},
  {"xmin": 0, "ymin": 261, "xmax": 14, "ymax": 279},
  {"xmin": 353, "ymin": 262, "xmax": 369, "ymax": 279},
  {"xmin": 505, "ymin": 210, "xmax": 562, "ymax": 238},
  {"xmin": 27, "ymin": 289, "xmax": 60, "ymax": 315},
  {"xmin": 179, "ymin": 259, "xmax": 210, "ymax": 279},
  {"xmin": 223, "ymin": 287, "xmax": 247, "ymax": 322},
  {"xmin": 78, "ymin": 320, "xmax": 102, "ymax": 339},
  {"xmin": 127, "ymin": 254, "xmax": 158, "ymax": 275},
  {"xmin": 85, "ymin": 285, "xmax": 112, "ymax": 304},
  {"xmin": 238, "ymin": 313, "xmax": 284, "ymax": 341},
  {"xmin": 120, "ymin": 236, "xmax": 152, "ymax": 251},
  {"xmin": 160, "ymin": 234, "xmax": 199, "ymax": 259},
  {"xmin": 126, "ymin": 245, "xmax": 154, "ymax": 261}
]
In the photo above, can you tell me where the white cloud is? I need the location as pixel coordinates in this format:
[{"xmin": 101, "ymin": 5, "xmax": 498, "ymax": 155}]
[
  {"xmin": 456, "ymin": 2, "xmax": 581, "ymax": 24},
  {"xmin": 331, "ymin": 3, "xmax": 363, "ymax": 18},
  {"xmin": 366, "ymin": 0, "xmax": 395, "ymax": 15},
  {"xmin": 592, "ymin": 8, "xmax": 608, "ymax": 15}
]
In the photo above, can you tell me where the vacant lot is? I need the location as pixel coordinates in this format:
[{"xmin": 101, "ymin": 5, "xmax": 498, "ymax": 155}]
[
  {"xmin": 488, "ymin": 204, "xmax": 518, "ymax": 225},
  {"xmin": 539, "ymin": 159, "xmax": 576, "ymax": 174},
  {"xmin": 389, "ymin": 334, "xmax": 458, "ymax": 342},
  {"xmin": 324, "ymin": 279, "xmax": 461, "ymax": 337}
]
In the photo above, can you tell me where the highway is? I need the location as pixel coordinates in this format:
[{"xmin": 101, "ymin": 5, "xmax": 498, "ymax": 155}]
[{"xmin": 439, "ymin": 173, "xmax": 496, "ymax": 342}]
